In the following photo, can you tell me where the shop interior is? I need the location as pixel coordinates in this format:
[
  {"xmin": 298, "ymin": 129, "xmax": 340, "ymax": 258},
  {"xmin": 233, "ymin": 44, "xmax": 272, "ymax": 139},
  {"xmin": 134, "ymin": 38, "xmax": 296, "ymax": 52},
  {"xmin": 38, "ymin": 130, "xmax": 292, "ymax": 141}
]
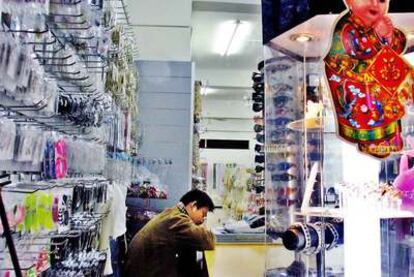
[{"xmin": 2, "ymin": 0, "xmax": 414, "ymax": 276}]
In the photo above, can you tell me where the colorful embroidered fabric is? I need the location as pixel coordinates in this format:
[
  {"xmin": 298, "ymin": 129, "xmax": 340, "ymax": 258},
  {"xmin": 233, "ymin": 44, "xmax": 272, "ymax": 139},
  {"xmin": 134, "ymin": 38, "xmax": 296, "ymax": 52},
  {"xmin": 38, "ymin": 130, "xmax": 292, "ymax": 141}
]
[{"xmin": 324, "ymin": 11, "xmax": 414, "ymax": 158}]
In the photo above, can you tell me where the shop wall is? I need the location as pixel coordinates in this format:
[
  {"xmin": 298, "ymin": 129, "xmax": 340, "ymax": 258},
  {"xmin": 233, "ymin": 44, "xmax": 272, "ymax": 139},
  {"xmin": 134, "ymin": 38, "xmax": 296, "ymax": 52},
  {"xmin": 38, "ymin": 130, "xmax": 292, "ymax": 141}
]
[{"xmin": 131, "ymin": 60, "xmax": 194, "ymax": 210}]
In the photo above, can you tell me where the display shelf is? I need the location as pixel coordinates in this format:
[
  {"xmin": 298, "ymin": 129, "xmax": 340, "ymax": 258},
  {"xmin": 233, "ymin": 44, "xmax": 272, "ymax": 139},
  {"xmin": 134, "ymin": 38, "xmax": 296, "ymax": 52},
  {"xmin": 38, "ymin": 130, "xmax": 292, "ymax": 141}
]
[
  {"xmin": 0, "ymin": 1, "xmax": 138, "ymax": 276},
  {"xmin": 0, "ymin": 160, "xmax": 41, "ymax": 174},
  {"xmin": 286, "ymin": 118, "xmax": 322, "ymax": 131},
  {"xmin": 296, "ymin": 207, "xmax": 414, "ymax": 219}
]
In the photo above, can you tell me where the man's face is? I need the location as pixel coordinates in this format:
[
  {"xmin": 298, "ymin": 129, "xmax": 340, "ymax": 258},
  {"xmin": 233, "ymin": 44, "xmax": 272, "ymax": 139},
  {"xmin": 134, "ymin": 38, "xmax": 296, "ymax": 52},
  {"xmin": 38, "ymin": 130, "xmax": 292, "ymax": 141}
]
[
  {"xmin": 346, "ymin": 0, "xmax": 389, "ymax": 27},
  {"xmin": 187, "ymin": 203, "xmax": 209, "ymax": 225}
]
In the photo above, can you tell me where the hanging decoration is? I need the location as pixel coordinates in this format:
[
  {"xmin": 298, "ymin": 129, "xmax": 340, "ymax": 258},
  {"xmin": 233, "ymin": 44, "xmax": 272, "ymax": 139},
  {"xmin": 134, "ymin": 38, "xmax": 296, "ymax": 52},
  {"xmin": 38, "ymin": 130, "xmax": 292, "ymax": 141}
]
[{"xmin": 324, "ymin": 0, "xmax": 414, "ymax": 158}]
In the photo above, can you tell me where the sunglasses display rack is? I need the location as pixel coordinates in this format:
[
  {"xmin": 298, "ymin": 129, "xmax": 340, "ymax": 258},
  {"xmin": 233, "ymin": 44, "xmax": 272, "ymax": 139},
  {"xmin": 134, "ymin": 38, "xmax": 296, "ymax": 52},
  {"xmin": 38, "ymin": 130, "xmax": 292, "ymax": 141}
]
[
  {"xmin": 0, "ymin": 0, "xmax": 139, "ymax": 276},
  {"xmin": 262, "ymin": 45, "xmax": 346, "ymax": 276},
  {"xmin": 0, "ymin": 175, "xmax": 113, "ymax": 277},
  {"xmin": 263, "ymin": 54, "xmax": 304, "ymax": 240},
  {"xmin": 250, "ymin": 61, "xmax": 266, "ymax": 223},
  {"xmin": 252, "ymin": 60, "xmax": 265, "ymax": 189}
]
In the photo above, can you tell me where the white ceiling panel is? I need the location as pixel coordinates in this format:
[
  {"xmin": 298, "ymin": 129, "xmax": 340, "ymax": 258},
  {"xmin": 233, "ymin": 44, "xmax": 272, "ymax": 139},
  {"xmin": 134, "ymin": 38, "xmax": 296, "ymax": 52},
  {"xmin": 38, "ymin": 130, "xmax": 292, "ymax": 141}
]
[
  {"xmin": 132, "ymin": 26, "xmax": 192, "ymax": 61},
  {"xmin": 126, "ymin": 0, "xmax": 192, "ymax": 26}
]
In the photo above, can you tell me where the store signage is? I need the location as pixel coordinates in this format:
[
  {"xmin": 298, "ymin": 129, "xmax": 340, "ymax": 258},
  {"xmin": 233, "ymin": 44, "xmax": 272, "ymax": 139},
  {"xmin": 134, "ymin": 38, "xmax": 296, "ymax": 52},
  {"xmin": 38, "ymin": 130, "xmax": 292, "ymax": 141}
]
[{"xmin": 324, "ymin": 0, "xmax": 414, "ymax": 158}]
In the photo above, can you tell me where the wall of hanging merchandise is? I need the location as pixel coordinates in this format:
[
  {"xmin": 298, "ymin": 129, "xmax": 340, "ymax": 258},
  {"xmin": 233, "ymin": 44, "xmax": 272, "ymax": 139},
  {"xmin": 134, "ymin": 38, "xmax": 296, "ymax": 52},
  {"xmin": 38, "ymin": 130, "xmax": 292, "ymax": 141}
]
[
  {"xmin": 0, "ymin": 117, "xmax": 106, "ymax": 177},
  {"xmin": 0, "ymin": 0, "xmax": 139, "ymax": 276},
  {"xmin": 0, "ymin": 176, "xmax": 113, "ymax": 277},
  {"xmin": 0, "ymin": 0, "xmax": 138, "ymax": 131}
]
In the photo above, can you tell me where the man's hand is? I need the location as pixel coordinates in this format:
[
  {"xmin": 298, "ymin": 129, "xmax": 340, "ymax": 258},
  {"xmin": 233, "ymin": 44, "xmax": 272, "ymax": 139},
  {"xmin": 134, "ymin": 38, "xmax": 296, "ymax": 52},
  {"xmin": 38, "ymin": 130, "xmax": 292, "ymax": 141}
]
[{"xmin": 374, "ymin": 16, "xmax": 394, "ymax": 43}]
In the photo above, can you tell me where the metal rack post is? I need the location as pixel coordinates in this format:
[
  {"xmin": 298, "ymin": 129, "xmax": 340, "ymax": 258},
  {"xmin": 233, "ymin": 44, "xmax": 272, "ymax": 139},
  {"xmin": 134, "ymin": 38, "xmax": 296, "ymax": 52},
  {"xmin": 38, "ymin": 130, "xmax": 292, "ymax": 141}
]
[{"xmin": 0, "ymin": 176, "xmax": 22, "ymax": 277}]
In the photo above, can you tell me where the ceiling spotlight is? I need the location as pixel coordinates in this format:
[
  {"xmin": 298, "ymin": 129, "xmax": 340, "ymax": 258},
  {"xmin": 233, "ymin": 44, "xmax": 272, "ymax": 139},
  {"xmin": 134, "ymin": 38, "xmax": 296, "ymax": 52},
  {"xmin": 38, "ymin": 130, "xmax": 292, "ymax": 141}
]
[{"xmin": 290, "ymin": 33, "xmax": 314, "ymax": 43}]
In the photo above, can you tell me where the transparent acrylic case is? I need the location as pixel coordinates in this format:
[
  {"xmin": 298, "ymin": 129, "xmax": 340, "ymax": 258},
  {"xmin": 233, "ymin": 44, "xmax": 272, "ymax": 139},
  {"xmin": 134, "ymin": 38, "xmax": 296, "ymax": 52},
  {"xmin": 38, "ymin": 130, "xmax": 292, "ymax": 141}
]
[{"xmin": 263, "ymin": 13, "xmax": 414, "ymax": 277}]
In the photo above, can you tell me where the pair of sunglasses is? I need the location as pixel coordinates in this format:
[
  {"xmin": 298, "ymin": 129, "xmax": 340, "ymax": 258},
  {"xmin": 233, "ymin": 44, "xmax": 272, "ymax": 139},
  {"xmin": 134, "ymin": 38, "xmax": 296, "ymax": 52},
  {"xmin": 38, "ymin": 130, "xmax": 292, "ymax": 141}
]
[
  {"xmin": 269, "ymin": 138, "xmax": 296, "ymax": 146},
  {"xmin": 255, "ymin": 155, "xmax": 265, "ymax": 164},
  {"xmin": 271, "ymin": 83, "xmax": 294, "ymax": 95},
  {"xmin": 308, "ymin": 152, "xmax": 321, "ymax": 161},
  {"xmin": 252, "ymin": 91, "xmax": 264, "ymax": 103},
  {"xmin": 255, "ymin": 144, "xmax": 263, "ymax": 153},
  {"xmin": 253, "ymin": 82, "xmax": 264, "ymax": 93},
  {"xmin": 267, "ymin": 117, "xmax": 294, "ymax": 126},
  {"xmin": 269, "ymin": 134, "xmax": 296, "ymax": 144},
  {"xmin": 256, "ymin": 133, "xmax": 265, "ymax": 143},
  {"xmin": 271, "ymin": 173, "xmax": 297, "ymax": 182},
  {"xmin": 254, "ymin": 124, "xmax": 264, "ymax": 133},
  {"xmin": 273, "ymin": 107, "xmax": 296, "ymax": 117},
  {"xmin": 273, "ymin": 95, "xmax": 294, "ymax": 108},
  {"xmin": 252, "ymin": 72, "xmax": 264, "ymax": 83},
  {"xmin": 269, "ymin": 128, "xmax": 293, "ymax": 139},
  {"xmin": 255, "ymin": 165, "xmax": 264, "ymax": 173},
  {"xmin": 267, "ymin": 162, "xmax": 296, "ymax": 171},
  {"xmin": 253, "ymin": 102, "xmax": 263, "ymax": 112},
  {"xmin": 266, "ymin": 62, "xmax": 293, "ymax": 73}
]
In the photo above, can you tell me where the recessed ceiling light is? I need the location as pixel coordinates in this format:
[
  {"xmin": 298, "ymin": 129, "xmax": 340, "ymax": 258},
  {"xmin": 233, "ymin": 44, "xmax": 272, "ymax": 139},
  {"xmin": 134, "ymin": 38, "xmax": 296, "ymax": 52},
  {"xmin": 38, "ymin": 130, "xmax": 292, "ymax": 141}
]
[{"xmin": 290, "ymin": 33, "xmax": 314, "ymax": 43}]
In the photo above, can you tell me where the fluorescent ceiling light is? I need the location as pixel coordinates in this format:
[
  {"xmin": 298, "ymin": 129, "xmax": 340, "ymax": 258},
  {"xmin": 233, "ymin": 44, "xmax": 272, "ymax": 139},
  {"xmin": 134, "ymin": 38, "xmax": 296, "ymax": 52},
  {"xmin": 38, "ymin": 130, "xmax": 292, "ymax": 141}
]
[
  {"xmin": 213, "ymin": 20, "xmax": 251, "ymax": 56},
  {"xmin": 201, "ymin": 87, "xmax": 217, "ymax": 96}
]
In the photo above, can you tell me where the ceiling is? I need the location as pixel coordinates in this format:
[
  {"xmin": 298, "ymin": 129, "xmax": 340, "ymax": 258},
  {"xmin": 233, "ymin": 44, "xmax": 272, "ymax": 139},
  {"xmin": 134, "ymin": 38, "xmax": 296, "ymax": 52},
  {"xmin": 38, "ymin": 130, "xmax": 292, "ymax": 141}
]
[{"xmin": 191, "ymin": 1, "xmax": 263, "ymax": 71}]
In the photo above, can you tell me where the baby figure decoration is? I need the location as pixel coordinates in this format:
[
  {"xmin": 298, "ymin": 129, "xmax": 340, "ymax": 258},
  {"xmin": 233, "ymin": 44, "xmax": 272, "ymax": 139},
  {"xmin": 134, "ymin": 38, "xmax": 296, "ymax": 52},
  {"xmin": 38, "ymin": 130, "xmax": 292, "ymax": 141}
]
[{"xmin": 324, "ymin": 0, "xmax": 414, "ymax": 158}]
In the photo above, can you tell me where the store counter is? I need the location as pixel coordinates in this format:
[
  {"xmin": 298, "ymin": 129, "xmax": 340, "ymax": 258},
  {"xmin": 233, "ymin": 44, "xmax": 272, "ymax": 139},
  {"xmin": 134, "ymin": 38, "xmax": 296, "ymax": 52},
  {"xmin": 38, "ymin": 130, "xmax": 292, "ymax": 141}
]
[{"xmin": 204, "ymin": 244, "xmax": 271, "ymax": 277}]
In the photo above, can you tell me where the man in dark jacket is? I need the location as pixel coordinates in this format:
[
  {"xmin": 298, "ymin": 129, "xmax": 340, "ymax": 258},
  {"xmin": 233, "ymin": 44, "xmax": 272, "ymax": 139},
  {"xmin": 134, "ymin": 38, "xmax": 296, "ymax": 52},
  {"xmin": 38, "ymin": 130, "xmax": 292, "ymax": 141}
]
[{"xmin": 125, "ymin": 189, "xmax": 216, "ymax": 277}]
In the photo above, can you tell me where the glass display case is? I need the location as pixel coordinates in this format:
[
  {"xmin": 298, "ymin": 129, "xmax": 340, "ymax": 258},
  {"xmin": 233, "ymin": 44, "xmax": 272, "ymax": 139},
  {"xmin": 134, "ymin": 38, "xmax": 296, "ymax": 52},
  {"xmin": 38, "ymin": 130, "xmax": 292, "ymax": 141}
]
[{"xmin": 263, "ymin": 12, "xmax": 414, "ymax": 277}]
